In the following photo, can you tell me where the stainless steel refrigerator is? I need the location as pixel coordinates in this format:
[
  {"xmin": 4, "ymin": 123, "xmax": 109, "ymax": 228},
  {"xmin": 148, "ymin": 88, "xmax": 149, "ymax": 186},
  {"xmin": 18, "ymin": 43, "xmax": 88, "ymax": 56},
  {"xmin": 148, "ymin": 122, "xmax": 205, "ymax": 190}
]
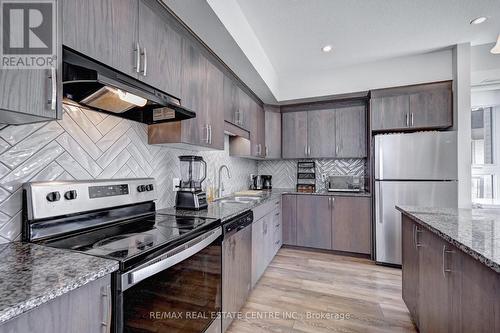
[{"xmin": 374, "ymin": 131, "xmax": 458, "ymax": 265}]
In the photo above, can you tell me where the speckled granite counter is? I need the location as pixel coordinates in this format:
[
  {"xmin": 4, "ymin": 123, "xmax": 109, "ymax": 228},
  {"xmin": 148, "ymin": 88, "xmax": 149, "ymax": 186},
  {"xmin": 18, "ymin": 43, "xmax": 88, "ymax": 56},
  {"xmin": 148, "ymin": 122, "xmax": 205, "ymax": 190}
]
[
  {"xmin": 158, "ymin": 188, "xmax": 371, "ymax": 222},
  {"xmin": 397, "ymin": 205, "xmax": 500, "ymax": 273},
  {"xmin": 0, "ymin": 242, "xmax": 118, "ymax": 324}
]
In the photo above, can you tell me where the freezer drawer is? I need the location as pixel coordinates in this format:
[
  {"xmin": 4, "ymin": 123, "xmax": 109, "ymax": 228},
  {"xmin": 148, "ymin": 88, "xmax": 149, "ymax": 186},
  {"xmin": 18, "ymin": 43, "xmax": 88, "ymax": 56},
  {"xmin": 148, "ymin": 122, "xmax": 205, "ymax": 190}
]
[
  {"xmin": 375, "ymin": 131, "xmax": 457, "ymax": 180},
  {"xmin": 375, "ymin": 180, "xmax": 458, "ymax": 265}
]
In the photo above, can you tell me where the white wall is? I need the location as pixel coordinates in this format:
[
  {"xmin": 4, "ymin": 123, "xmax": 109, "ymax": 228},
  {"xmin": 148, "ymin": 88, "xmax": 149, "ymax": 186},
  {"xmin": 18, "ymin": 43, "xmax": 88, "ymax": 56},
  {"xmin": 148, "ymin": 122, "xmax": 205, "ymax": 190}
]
[
  {"xmin": 453, "ymin": 43, "xmax": 472, "ymax": 208},
  {"xmin": 279, "ymin": 49, "xmax": 453, "ymax": 102},
  {"xmin": 472, "ymin": 89, "xmax": 500, "ymax": 108}
]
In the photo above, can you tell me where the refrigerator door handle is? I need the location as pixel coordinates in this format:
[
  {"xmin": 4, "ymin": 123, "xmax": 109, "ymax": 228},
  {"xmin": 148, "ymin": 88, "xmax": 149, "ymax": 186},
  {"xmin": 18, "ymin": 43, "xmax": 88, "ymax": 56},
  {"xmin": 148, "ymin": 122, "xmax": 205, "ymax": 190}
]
[{"xmin": 376, "ymin": 182, "xmax": 383, "ymax": 224}]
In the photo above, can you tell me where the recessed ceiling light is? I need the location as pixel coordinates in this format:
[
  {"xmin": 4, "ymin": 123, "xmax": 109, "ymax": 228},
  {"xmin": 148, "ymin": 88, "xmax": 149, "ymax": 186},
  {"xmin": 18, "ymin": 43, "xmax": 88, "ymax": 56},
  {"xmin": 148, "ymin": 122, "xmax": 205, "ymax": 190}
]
[
  {"xmin": 470, "ymin": 16, "xmax": 487, "ymax": 25},
  {"xmin": 322, "ymin": 45, "xmax": 332, "ymax": 53}
]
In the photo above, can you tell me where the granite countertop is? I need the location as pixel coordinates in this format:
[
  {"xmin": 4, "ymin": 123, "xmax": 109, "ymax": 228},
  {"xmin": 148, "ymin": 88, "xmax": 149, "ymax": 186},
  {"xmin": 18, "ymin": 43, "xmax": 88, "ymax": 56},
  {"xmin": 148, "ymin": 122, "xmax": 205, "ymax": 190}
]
[
  {"xmin": 0, "ymin": 242, "xmax": 118, "ymax": 324},
  {"xmin": 158, "ymin": 188, "xmax": 371, "ymax": 222},
  {"xmin": 397, "ymin": 205, "xmax": 500, "ymax": 273}
]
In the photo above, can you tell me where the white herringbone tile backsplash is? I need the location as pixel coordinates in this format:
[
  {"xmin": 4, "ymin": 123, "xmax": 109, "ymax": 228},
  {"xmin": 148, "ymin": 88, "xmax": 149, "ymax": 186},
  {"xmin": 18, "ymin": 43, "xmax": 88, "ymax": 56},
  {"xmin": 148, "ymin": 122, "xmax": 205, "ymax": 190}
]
[
  {"xmin": 258, "ymin": 158, "xmax": 366, "ymax": 191},
  {"xmin": 0, "ymin": 105, "xmax": 257, "ymax": 243}
]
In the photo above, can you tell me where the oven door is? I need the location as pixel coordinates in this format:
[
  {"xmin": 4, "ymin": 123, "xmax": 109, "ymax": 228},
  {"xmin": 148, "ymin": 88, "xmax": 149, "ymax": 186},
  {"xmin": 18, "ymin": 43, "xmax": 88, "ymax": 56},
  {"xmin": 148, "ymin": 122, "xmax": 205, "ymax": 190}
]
[{"xmin": 116, "ymin": 227, "xmax": 222, "ymax": 333}]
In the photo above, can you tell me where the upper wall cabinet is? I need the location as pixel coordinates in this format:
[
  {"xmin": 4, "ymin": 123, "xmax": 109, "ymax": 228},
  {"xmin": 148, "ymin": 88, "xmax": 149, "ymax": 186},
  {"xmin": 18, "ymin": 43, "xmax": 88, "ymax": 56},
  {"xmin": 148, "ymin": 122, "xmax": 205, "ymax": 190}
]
[
  {"xmin": 0, "ymin": 0, "xmax": 62, "ymax": 124},
  {"xmin": 63, "ymin": 0, "xmax": 139, "ymax": 78},
  {"xmin": 371, "ymin": 81, "xmax": 453, "ymax": 132},
  {"xmin": 264, "ymin": 105, "xmax": 282, "ymax": 159},
  {"xmin": 137, "ymin": 0, "xmax": 182, "ymax": 98},
  {"xmin": 223, "ymin": 76, "xmax": 251, "ymax": 131},
  {"xmin": 63, "ymin": 0, "xmax": 182, "ymax": 99},
  {"xmin": 282, "ymin": 104, "xmax": 367, "ymax": 159},
  {"xmin": 149, "ymin": 38, "xmax": 224, "ymax": 150}
]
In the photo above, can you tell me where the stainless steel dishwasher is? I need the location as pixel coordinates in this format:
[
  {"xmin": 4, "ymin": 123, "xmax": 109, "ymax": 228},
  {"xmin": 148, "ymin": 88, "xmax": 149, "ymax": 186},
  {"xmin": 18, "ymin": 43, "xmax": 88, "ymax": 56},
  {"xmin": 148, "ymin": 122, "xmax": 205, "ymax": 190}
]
[{"xmin": 222, "ymin": 210, "xmax": 253, "ymax": 332}]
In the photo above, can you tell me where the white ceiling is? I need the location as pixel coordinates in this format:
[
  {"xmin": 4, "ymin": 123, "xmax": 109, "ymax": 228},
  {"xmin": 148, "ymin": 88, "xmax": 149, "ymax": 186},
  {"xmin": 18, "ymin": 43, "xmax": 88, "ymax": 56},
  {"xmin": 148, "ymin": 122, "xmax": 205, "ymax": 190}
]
[
  {"xmin": 214, "ymin": 0, "xmax": 500, "ymax": 101},
  {"xmin": 166, "ymin": 1, "xmax": 500, "ymax": 103}
]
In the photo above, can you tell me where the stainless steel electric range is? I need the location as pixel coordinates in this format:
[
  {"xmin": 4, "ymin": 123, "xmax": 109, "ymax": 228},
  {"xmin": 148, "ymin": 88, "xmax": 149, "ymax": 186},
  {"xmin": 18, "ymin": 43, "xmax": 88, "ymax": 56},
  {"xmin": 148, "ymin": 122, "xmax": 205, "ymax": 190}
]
[{"xmin": 22, "ymin": 178, "xmax": 222, "ymax": 333}]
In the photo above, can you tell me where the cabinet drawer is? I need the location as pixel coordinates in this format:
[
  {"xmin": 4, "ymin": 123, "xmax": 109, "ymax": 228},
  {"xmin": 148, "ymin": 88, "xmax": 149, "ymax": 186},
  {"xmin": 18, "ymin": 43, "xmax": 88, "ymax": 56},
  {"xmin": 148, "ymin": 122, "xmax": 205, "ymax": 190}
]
[{"xmin": 253, "ymin": 197, "xmax": 281, "ymax": 221}]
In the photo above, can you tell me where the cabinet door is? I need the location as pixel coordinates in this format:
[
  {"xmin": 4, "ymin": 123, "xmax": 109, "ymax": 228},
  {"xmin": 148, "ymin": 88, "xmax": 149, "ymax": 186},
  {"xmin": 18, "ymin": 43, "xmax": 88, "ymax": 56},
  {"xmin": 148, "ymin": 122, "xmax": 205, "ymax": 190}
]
[
  {"xmin": 335, "ymin": 106, "xmax": 367, "ymax": 158},
  {"xmin": 296, "ymin": 196, "xmax": 331, "ymax": 249},
  {"xmin": 251, "ymin": 217, "xmax": 266, "ymax": 287},
  {"xmin": 205, "ymin": 61, "xmax": 224, "ymax": 150},
  {"xmin": 237, "ymin": 88, "xmax": 251, "ymax": 130},
  {"xmin": 307, "ymin": 109, "xmax": 336, "ymax": 158},
  {"xmin": 282, "ymin": 111, "xmax": 308, "ymax": 158},
  {"xmin": 138, "ymin": 0, "xmax": 182, "ymax": 98},
  {"xmin": 223, "ymin": 76, "xmax": 239, "ymax": 125},
  {"xmin": 180, "ymin": 39, "xmax": 208, "ymax": 146},
  {"xmin": 401, "ymin": 217, "xmax": 420, "ymax": 326},
  {"xmin": 1, "ymin": 275, "xmax": 111, "ymax": 333},
  {"xmin": 331, "ymin": 197, "xmax": 371, "ymax": 254},
  {"xmin": 370, "ymin": 95, "xmax": 409, "ymax": 131},
  {"xmin": 418, "ymin": 228, "xmax": 461, "ymax": 333},
  {"xmin": 264, "ymin": 106, "xmax": 282, "ymax": 159},
  {"xmin": 63, "ymin": 0, "xmax": 138, "ymax": 78},
  {"xmin": 282, "ymin": 195, "xmax": 297, "ymax": 245},
  {"xmin": 222, "ymin": 225, "xmax": 252, "ymax": 332},
  {"xmin": 460, "ymin": 251, "xmax": 499, "ymax": 333},
  {"xmin": 409, "ymin": 89, "xmax": 452, "ymax": 129},
  {"xmin": 250, "ymin": 102, "xmax": 265, "ymax": 157},
  {"xmin": 0, "ymin": 69, "xmax": 59, "ymax": 123}
]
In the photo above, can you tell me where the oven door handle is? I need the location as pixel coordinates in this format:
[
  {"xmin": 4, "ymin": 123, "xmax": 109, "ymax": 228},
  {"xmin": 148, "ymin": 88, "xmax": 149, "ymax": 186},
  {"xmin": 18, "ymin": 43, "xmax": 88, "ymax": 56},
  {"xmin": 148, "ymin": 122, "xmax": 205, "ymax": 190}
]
[{"xmin": 122, "ymin": 227, "xmax": 222, "ymax": 291}]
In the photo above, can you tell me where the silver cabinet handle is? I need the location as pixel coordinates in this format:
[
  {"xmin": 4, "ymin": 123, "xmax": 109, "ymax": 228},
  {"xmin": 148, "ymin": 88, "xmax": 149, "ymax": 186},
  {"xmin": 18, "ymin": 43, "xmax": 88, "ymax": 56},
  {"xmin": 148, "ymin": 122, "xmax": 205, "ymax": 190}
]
[
  {"xmin": 48, "ymin": 68, "xmax": 56, "ymax": 111},
  {"xmin": 265, "ymin": 146, "xmax": 269, "ymax": 157},
  {"xmin": 410, "ymin": 112, "xmax": 414, "ymax": 127},
  {"xmin": 442, "ymin": 245, "xmax": 454, "ymax": 277},
  {"xmin": 205, "ymin": 125, "xmax": 210, "ymax": 143},
  {"xmin": 308, "ymin": 146, "xmax": 311, "ymax": 156},
  {"xmin": 335, "ymin": 144, "xmax": 339, "ymax": 156},
  {"xmin": 406, "ymin": 113, "xmax": 409, "ymax": 127},
  {"xmin": 414, "ymin": 225, "xmax": 422, "ymax": 248},
  {"xmin": 140, "ymin": 47, "xmax": 147, "ymax": 76},
  {"xmin": 208, "ymin": 125, "xmax": 212, "ymax": 145},
  {"xmin": 134, "ymin": 42, "xmax": 140, "ymax": 73},
  {"xmin": 328, "ymin": 197, "xmax": 331, "ymax": 209},
  {"xmin": 304, "ymin": 146, "xmax": 308, "ymax": 156},
  {"xmin": 101, "ymin": 284, "xmax": 111, "ymax": 333}
]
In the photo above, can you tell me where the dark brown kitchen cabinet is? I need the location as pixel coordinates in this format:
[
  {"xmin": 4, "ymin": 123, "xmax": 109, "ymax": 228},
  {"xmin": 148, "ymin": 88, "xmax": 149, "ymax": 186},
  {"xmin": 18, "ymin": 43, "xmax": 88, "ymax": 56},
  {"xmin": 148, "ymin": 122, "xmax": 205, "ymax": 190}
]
[
  {"xmin": 409, "ymin": 89, "xmax": 453, "ymax": 129},
  {"xmin": 335, "ymin": 106, "xmax": 367, "ymax": 158},
  {"xmin": 331, "ymin": 197, "xmax": 371, "ymax": 254},
  {"xmin": 137, "ymin": 0, "xmax": 182, "ymax": 98},
  {"xmin": 402, "ymin": 214, "xmax": 500, "ymax": 333},
  {"xmin": 296, "ymin": 196, "xmax": 331, "ymax": 249},
  {"xmin": 418, "ymin": 225, "xmax": 461, "ymax": 333},
  {"xmin": 371, "ymin": 81, "xmax": 452, "ymax": 132},
  {"xmin": 282, "ymin": 111, "xmax": 308, "ymax": 158},
  {"xmin": 402, "ymin": 216, "xmax": 420, "ymax": 326},
  {"xmin": 282, "ymin": 195, "xmax": 297, "ymax": 245},
  {"xmin": 63, "ymin": 0, "xmax": 139, "ymax": 78},
  {"xmin": 264, "ymin": 105, "xmax": 282, "ymax": 159},
  {"xmin": 460, "ymin": 250, "xmax": 500, "ymax": 333},
  {"xmin": 0, "ymin": 275, "xmax": 111, "ymax": 333},
  {"xmin": 307, "ymin": 109, "xmax": 336, "ymax": 158},
  {"xmin": 222, "ymin": 224, "xmax": 252, "ymax": 332}
]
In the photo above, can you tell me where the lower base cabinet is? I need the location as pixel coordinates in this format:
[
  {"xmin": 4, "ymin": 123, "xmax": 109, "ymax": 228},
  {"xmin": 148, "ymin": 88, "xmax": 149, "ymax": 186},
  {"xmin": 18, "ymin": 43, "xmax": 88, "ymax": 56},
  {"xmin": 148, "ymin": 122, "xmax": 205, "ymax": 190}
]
[
  {"xmin": 222, "ymin": 224, "xmax": 252, "ymax": 332},
  {"xmin": 402, "ymin": 215, "xmax": 500, "ymax": 333},
  {"xmin": 332, "ymin": 196, "xmax": 371, "ymax": 254},
  {"xmin": 0, "ymin": 275, "xmax": 111, "ymax": 333}
]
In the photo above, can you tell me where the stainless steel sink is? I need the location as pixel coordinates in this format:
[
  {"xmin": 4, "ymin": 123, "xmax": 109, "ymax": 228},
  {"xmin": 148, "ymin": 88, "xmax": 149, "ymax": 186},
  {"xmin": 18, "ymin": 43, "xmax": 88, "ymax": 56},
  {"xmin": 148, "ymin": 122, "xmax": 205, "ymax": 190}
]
[
  {"xmin": 216, "ymin": 199, "xmax": 247, "ymax": 205},
  {"xmin": 233, "ymin": 196, "xmax": 260, "ymax": 202}
]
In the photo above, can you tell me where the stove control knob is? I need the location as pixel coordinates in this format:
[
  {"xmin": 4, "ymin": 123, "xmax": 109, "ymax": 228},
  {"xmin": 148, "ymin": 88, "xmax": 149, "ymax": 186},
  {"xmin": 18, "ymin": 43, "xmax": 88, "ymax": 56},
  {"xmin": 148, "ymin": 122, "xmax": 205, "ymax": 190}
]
[
  {"xmin": 46, "ymin": 191, "xmax": 61, "ymax": 202},
  {"xmin": 64, "ymin": 190, "xmax": 77, "ymax": 200},
  {"xmin": 146, "ymin": 184, "xmax": 154, "ymax": 191},
  {"xmin": 137, "ymin": 185, "xmax": 146, "ymax": 192}
]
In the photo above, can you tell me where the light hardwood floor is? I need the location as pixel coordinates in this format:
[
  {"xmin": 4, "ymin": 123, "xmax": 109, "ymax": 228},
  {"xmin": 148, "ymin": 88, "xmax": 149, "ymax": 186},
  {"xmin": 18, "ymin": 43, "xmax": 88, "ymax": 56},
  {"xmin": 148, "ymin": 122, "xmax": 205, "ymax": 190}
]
[{"xmin": 227, "ymin": 247, "xmax": 417, "ymax": 333}]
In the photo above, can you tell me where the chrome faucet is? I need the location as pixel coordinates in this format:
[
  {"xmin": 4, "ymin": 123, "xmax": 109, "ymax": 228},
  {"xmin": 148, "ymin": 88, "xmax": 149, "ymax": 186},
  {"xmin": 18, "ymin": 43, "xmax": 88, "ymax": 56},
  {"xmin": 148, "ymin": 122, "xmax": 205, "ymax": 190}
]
[{"xmin": 217, "ymin": 165, "xmax": 231, "ymax": 198}]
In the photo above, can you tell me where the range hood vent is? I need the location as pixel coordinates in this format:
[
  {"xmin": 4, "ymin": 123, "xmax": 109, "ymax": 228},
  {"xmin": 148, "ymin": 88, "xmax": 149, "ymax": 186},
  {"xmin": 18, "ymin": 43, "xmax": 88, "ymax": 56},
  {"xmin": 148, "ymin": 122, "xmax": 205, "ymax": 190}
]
[{"xmin": 62, "ymin": 48, "xmax": 195, "ymax": 124}]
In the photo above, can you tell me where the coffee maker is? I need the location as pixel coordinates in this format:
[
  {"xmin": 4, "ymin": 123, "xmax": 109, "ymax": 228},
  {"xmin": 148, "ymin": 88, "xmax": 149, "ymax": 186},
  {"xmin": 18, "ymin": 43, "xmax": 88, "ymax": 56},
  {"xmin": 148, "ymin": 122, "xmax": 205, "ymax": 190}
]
[{"xmin": 175, "ymin": 155, "xmax": 208, "ymax": 210}]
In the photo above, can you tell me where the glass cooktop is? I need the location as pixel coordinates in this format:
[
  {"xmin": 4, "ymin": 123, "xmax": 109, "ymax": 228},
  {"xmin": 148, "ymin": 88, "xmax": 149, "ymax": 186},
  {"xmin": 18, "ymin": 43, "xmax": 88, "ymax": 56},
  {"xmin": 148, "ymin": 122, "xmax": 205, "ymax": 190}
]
[{"xmin": 43, "ymin": 214, "xmax": 220, "ymax": 265}]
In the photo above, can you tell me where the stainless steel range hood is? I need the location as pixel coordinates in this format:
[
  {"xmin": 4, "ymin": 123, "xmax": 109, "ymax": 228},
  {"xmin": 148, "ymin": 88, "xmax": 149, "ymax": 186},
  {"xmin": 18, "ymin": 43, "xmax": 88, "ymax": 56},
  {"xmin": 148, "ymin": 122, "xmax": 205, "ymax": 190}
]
[{"xmin": 62, "ymin": 48, "xmax": 195, "ymax": 124}]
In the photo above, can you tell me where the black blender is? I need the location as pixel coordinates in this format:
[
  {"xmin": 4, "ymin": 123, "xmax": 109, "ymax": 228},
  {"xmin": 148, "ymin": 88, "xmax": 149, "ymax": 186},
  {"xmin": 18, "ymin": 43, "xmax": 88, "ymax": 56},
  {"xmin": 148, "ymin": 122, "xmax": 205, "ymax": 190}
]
[{"xmin": 175, "ymin": 155, "xmax": 208, "ymax": 210}]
